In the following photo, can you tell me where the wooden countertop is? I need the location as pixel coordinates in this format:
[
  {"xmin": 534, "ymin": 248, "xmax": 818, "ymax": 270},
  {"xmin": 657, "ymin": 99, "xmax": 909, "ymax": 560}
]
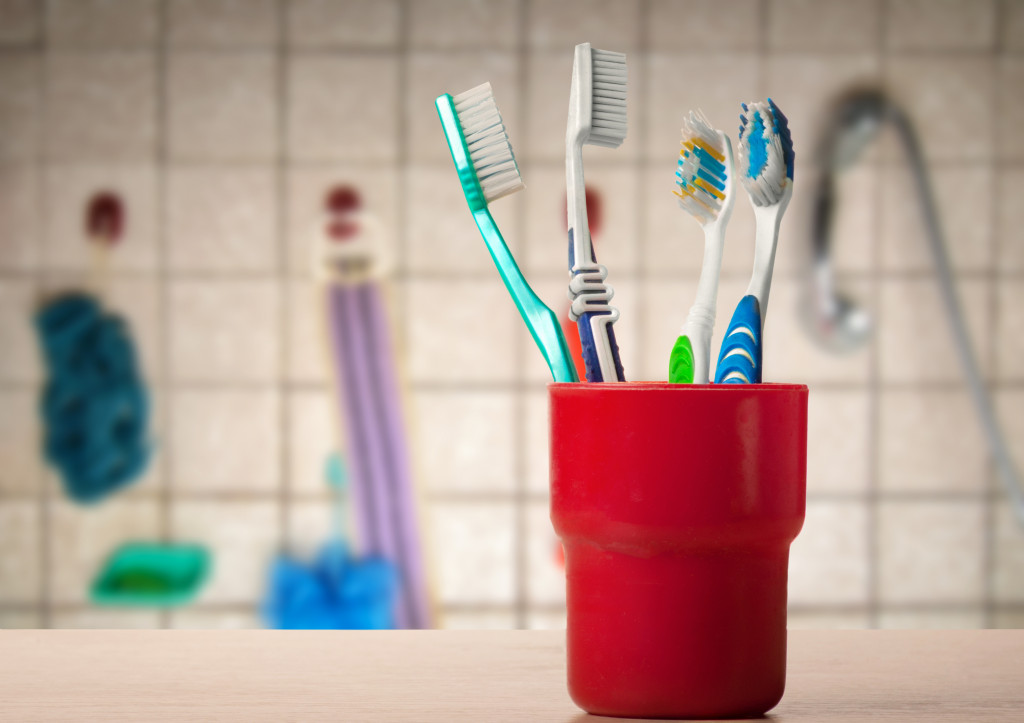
[{"xmin": 0, "ymin": 630, "xmax": 1021, "ymax": 721}]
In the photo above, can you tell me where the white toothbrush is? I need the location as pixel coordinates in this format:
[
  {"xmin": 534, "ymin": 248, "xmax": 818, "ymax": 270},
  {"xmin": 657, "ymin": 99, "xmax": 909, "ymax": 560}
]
[
  {"xmin": 565, "ymin": 42, "xmax": 627, "ymax": 382},
  {"xmin": 670, "ymin": 110, "xmax": 735, "ymax": 384},
  {"xmin": 715, "ymin": 99, "xmax": 795, "ymax": 384}
]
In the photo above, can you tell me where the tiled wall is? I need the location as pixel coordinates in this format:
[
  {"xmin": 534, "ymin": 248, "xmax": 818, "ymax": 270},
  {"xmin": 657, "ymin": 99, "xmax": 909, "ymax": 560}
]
[{"xmin": 0, "ymin": 0, "xmax": 1022, "ymax": 629}]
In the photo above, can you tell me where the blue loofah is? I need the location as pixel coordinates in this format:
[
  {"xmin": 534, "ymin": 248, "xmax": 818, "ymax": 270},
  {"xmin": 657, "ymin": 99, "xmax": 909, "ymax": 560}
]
[
  {"xmin": 264, "ymin": 542, "xmax": 398, "ymax": 630},
  {"xmin": 35, "ymin": 293, "xmax": 152, "ymax": 504}
]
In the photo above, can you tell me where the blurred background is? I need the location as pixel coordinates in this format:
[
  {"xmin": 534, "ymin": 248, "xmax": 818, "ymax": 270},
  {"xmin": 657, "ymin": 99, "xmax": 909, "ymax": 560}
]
[{"xmin": 0, "ymin": 0, "xmax": 1023, "ymax": 630}]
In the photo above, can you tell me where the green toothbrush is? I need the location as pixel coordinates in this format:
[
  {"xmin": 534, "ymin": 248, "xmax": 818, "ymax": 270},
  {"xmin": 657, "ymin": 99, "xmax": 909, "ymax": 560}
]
[{"xmin": 436, "ymin": 82, "xmax": 578, "ymax": 383}]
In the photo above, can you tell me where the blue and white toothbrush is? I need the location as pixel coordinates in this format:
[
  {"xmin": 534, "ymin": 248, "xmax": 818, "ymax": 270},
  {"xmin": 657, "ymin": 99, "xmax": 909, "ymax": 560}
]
[
  {"xmin": 565, "ymin": 42, "xmax": 627, "ymax": 382},
  {"xmin": 715, "ymin": 99, "xmax": 794, "ymax": 384}
]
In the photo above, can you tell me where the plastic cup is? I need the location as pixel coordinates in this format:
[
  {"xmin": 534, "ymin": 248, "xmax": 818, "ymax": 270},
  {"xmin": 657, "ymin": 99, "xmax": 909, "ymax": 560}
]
[{"xmin": 549, "ymin": 382, "xmax": 808, "ymax": 719}]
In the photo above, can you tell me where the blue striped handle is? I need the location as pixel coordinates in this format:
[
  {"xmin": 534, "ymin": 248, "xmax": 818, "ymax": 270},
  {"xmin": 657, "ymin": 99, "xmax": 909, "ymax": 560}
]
[
  {"xmin": 714, "ymin": 295, "xmax": 762, "ymax": 384},
  {"xmin": 576, "ymin": 312, "xmax": 624, "ymax": 383}
]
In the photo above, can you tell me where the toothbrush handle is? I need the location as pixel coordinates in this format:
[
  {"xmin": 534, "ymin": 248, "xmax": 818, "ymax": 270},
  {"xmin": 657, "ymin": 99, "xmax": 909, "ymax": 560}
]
[
  {"xmin": 714, "ymin": 295, "xmax": 762, "ymax": 384},
  {"xmin": 473, "ymin": 209, "xmax": 579, "ymax": 383},
  {"xmin": 576, "ymin": 312, "xmax": 625, "ymax": 383}
]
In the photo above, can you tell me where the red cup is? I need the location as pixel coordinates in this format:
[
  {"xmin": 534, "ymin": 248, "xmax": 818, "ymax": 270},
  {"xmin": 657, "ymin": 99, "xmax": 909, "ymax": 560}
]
[{"xmin": 550, "ymin": 382, "xmax": 808, "ymax": 719}]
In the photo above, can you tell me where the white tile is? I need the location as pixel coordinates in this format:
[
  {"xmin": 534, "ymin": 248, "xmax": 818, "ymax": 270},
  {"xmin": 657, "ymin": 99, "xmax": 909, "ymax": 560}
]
[
  {"xmin": 998, "ymin": 280, "xmax": 1024, "ymax": 381},
  {"xmin": 649, "ymin": 0, "xmax": 760, "ymax": 51},
  {"xmin": 998, "ymin": 58, "xmax": 1024, "ymax": 161},
  {"xmin": 878, "ymin": 278, "xmax": 989, "ymax": 384},
  {"xmin": 789, "ymin": 500, "xmax": 869, "ymax": 605},
  {"xmin": 404, "ymin": 279, "xmax": 518, "ymax": 384},
  {"xmin": 168, "ymin": 0, "xmax": 278, "ymax": 48},
  {"xmin": 523, "ymin": 164, "xmax": 638, "ymax": 277},
  {"xmin": 411, "ymin": 391, "xmax": 516, "ymax": 495},
  {"xmin": 769, "ymin": 0, "xmax": 881, "ymax": 51},
  {"xmin": 878, "ymin": 500, "xmax": 985, "ymax": 605},
  {"xmin": 410, "ymin": 0, "xmax": 519, "ymax": 49},
  {"xmin": 171, "ymin": 609, "xmax": 264, "ymax": 629},
  {"xmin": 886, "ymin": 0, "xmax": 995, "ymax": 50},
  {"xmin": 0, "ymin": 0, "xmax": 40, "ymax": 45},
  {"xmin": 171, "ymin": 500, "xmax": 279, "ymax": 604},
  {"xmin": 46, "ymin": 0, "xmax": 158, "ymax": 48},
  {"xmin": 287, "ymin": 56, "xmax": 398, "ymax": 162},
  {"xmin": 1004, "ymin": 0, "xmax": 1024, "ymax": 51},
  {"xmin": 428, "ymin": 501, "xmax": 515, "ymax": 604},
  {"xmin": 168, "ymin": 53, "xmax": 277, "ymax": 162},
  {"xmin": 760, "ymin": 277, "xmax": 873, "ymax": 385},
  {"xmin": 51, "ymin": 610, "xmax": 161, "ymax": 629},
  {"xmin": 285, "ymin": 279, "xmax": 329, "ymax": 384},
  {"xmin": 878, "ymin": 610, "xmax": 985, "ymax": 630},
  {"xmin": 407, "ymin": 52, "xmax": 520, "ymax": 164},
  {"xmin": 171, "ymin": 389, "xmax": 280, "ymax": 493},
  {"xmin": 522, "ymin": 50, "xmax": 571, "ymax": 162},
  {"xmin": 528, "ymin": 0, "xmax": 641, "ymax": 50},
  {"xmin": 0, "ymin": 165, "xmax": 38, "ymax": 271},
  {"xmin": 526, "ymin": 609, "xmax": 566, "ymax": 630},
  {"xmin": 286, "ymin": 0, "xmax": 399, "ymax": 49},
  {"xmin": 0, "ymin": 390, "xmax": 40, "ymax": 494},
  {"xmin": 169, "ymin": 279, "xmax": 281, "ymax": 383},
  {"xmin": 45, "ymin": 53, "xmax": 156, "ymax": 161},
  {"xmin": 786, "ymin": 612, "xmax": 869, "ymax": 630},
  {"xmin": 994, "ymin": 503, "xmax": 1024, "ymax": 604},
  {"xmin": 405, "ymin": 165, "xmax": 521, "ymax": 274},
  {"xmin": 525, "ymin": 501, "xmax": 563, "ymax": 606},
  {"xmin": 0, "ymin": 53, "xmax": 38, "ymax": 161},
  {"xmin": 807, "ymin": 390, "xmax": 870, "ymax": 495},
  {"xmin": 880, "ymin": 165, "xmax": 992, "ymax": 273},
  {"xmin": 643, "ymin": 165, "xmax": 757, "ymax": 278},
  {"xmin": 288, "ymin": 389, "xmax": 338, "ymax": 496},
  {"xmin": 0, "ymin": 501, "xmax": 39, "ymax": 604},
  {"xmin": 286, "ymin": 166, "xmax": 398, "ymax": 277},
  {"xmin": 997, "ymin": 169, "xmax": 1024, "ymax": 271},
  {"xmin": 994, "ymin": 610, "xmax": 1024, "ymax": 629},
  {"xmin": 0, "ymin": 280, "xmax": 41, "ymax": 383},
  {"xmin": 43, "ymin": 164, "xmax": 158, "ymax": 272},
  {"xmin": 885, "ymin": 57, "xmax": 994, "ymax": 162},
  {"xmin": 879, "ymin": 391, "xmax": 987, "ymax": 494},
  {"xmin": 167, "ymin": 166, "xmax": 277, "ymax": 271},
  {"xmin": 49, "ymin": 499, "xmax": 160, "ymax": 604},
  {"xmin": 646, "ymin": 53, "xmax": 758, "ymax": 162},
  {"xmin": 442, "ymin": 610, "xmax": 516, "ymax": 630}
]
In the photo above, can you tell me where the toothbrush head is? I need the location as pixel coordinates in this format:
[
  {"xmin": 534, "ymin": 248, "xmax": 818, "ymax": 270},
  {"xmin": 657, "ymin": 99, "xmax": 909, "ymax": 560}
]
[
  {"xmin": 738, "ymin": 98, "xmax": 795, "ymax": 206},
  {"xmin": 436, "ymin": 82, "xmax": 524, "ymax": 212},
  {"xmin": 674, "ymin": 110, "xmax": 734, "ymax": 226},
  {"xmin": 569, "ymin": 43, "xmax": 627, "ymax": 149}
]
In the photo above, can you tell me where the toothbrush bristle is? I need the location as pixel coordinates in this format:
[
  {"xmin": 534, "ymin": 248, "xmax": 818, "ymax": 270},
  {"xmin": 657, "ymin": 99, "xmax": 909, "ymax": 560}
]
[
  {"xmin": 452, "ymin": 82, "xmax": 524, "ymax": 203},
  {"xmin": 674, "ymin": 110, "xmax": 727, "ymax": 225},
  {"xmin": 737, "ymin": 98, "xmax": 794, "ymax": 206},
  {"xmin": 588, "ymin": 47, "xmax": 627, "ymax": 149}
]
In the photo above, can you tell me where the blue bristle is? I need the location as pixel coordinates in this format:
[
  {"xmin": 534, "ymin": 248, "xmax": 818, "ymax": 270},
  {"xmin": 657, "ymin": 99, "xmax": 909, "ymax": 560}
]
[
  {"xmin": 768, "ymin": 98, "xmax": 795, "ymax": 180},
  {"xmin": 746, "ymin": 110, "xmax": 769, "ymax": 179}
]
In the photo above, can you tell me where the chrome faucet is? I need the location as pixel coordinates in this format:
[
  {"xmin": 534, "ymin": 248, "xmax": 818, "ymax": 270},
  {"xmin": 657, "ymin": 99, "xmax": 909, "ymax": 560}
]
[{"xmin": 805, "ymin": 88, "xmax": 1024, "ymax": 526}]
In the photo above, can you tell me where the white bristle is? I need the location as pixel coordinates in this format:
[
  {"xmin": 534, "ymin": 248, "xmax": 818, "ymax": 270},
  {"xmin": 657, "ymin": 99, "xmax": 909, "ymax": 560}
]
[
  {"xmin": 452, "ymin": 82, "xmax": 524, "ymax": 203},
  {"xmin": 588, "ymin": 48, "xmax": 627, "ymax": 149},
  {"xmin": 675, "ymin": 110, "xmax": 727, "ymax": 225},
  {"xmin": 738, "ymin": 100, "xmax": 788, "ymax": 207}
]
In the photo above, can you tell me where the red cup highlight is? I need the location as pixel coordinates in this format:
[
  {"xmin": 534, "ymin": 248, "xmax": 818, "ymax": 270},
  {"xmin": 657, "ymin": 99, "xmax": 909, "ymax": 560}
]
[{"xmin": 550, "ymin": 382, "xmax": 808, "ymax": 719}]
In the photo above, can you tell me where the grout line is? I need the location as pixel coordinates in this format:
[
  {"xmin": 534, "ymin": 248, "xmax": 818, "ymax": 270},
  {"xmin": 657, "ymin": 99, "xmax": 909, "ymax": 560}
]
[
  {"xmin": 274, "ymin": 0, "xmax": 289, "ymax": 558},
  {"xmin": 155, "ymin": 0, "xmax": 172, "ymax": 631}
]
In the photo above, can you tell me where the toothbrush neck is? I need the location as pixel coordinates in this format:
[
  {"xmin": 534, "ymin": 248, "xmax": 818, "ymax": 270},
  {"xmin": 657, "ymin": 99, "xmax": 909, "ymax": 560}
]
[{"xmin": 566, "ymin": 142, "xmax": 594, "ymax": 271}]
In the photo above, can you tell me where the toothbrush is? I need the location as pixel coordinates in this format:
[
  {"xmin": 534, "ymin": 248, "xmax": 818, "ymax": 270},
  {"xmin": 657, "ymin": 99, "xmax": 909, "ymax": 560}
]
[
  {"xmin": 436, "ymin": 83, "xmax": 578, "ymax": 383},
  {"xmin": 669, "ymin": 110, "xmax": 735, "ymax": 384},
  {"xmin": 715, "ymin": 98, "xmax": 795, "ymax": 384},
  {"xmin": 565, "ymin": 43, "xmax": 627, "ymax": 383}
]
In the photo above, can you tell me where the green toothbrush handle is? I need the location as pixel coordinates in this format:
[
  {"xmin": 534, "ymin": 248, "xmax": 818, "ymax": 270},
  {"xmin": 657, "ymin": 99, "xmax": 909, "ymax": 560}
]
[{"xmin": 472, "ymin": 209, "xmax": 578, "ymax": 383}]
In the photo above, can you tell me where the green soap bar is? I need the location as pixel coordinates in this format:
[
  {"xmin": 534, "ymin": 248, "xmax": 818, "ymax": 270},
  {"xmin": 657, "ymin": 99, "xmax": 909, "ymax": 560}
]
[
  {"xmin": 91, "ymin": 542, "xmax": 210, "ymax": 608},
  {"xmin": 669, "ymin": 335, "xmax": 695, "ymax": 384}
]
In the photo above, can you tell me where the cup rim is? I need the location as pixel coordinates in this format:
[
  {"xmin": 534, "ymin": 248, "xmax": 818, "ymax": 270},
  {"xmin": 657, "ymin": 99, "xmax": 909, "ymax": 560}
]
[{"xmin": 548, "ymin": 381, "xmax": 808, "ymax": 393}]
